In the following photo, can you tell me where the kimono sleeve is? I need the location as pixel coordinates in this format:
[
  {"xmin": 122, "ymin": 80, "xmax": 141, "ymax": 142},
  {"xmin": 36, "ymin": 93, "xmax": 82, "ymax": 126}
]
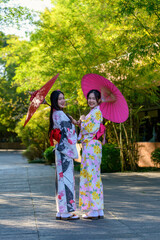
[
  {"xmin": 80, "ymin": 109, "xmax": 102, "ymax": 135},
  {"xmin": 54, "ymin": 111, "xmax": 77, "ymax": 153}
]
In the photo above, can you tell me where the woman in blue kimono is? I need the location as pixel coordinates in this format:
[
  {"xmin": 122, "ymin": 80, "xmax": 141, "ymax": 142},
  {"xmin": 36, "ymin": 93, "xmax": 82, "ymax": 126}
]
[{"xmin": 49, "ymin": 90, "xmax": 79, "ymax": 220}]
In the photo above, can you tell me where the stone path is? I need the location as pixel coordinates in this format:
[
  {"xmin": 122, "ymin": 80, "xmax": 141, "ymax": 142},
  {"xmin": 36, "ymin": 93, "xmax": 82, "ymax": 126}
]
[{"xmin": 0, "ymin": 151, "xmax": 160, "ymax": 240}]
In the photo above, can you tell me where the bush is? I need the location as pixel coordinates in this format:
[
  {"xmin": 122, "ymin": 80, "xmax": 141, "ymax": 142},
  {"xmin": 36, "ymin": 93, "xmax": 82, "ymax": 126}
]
[
  {"xmin": 151, "ymin": 148, "xmax": 160, "ymax": 167},
  {"xmin": 101, "ymin": 143, "xmax": 121, "ymax": 173},
  {"xmin": 76, "ymin": 143, "xmax": 121, "ymax": 173},
  {"xmin": 22, "ymin": 144, "xmax": 42, "ymax": 161},
  {"xmin": 44, "ymin": 146, "xmax": 55, "ymax": 165},
  {"xmin": 15, "ymin": 108, "xmax": 50, "ymax": 161},
  {"xmin": 74, "ymin": 161, "xmax": 81, "ymax": 172}
]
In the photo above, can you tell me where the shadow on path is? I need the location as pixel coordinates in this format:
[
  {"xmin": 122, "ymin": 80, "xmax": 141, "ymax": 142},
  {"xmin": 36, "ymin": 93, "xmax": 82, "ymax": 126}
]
[{"xmin": 0, "ymin": 151, "xmax": 160, "ymax": 240}]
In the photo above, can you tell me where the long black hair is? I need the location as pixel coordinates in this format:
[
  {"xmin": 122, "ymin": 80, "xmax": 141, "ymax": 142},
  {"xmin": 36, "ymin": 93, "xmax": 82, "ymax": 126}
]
[
  {"xmin": 87, "ymin": 89, "xmax": 101, "ymax": 103},
  {"xmin": 49, "ymin": 90, "xmax": 64, "ymax": 134}
]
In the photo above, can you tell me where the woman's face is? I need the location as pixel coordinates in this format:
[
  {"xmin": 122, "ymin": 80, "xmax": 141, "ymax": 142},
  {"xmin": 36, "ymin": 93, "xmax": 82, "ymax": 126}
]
[
  {"xmin": 58, "ymin": 93, "xmax": 65, "ymax": 109},
  {"xmin": 87, "ymin": 92, "xmax": 98, "ymax": 109}
]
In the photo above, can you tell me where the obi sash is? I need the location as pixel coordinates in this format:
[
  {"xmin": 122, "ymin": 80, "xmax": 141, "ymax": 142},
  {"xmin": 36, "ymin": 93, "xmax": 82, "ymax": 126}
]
[
  {"xmin": 50, "ymin": 128, "xmax": 61, "ymax": 146},
  {"xmin": 93, "ymin": 123, "xmax": 106, "ymax": 144}
]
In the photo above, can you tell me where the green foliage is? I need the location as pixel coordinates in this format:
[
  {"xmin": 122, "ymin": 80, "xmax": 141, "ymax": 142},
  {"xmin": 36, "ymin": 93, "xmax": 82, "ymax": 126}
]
[
  {"xmin": 22, "ymin": 144, "xmax": 42, "ymax": 161},
  {"xmin": 0, "ymin": 33, "xmax": 28, "ymax": 137},
  {"xmin": 0, "ymin": 0, "xmax": 34, "ymax": 28},
  {"xmin": 15, "ymin": 108, "xmax": 50, "ymax": 160},
  {"xmin": 44, "ymin": 146, "xmax": 55, "ymax": 165},
  {"xmin": 74, "ymin": 162, "xmax": 81, "ymax": 172},
  {"xmin": 28, "ymin": 158, "xmax": 46, "ymax": 164},
  {"xmin": 0, "ymin": 0, "xmax": 160, "ymax": 172},
  {"xmin": 101, "ymin": 144, "xmax": 121, "ymax": 173},
  {"xmin": 2, "ymin": 0, "xmax": 159, "ymax": 112},
  {"xmin": 0, "ymin": 77, "xmax": 28, "ymax": 133},
  {"xmin": 151, "ymin": 148, "xmax": 160, "ymax": 167}
]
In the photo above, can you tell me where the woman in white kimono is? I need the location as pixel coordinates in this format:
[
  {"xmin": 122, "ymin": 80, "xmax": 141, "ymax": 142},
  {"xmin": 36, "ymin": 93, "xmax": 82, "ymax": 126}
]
[
  {"xmin": 78, "ymin": 89, "xmax": 116, "ymax": 220},
  {"xmin": 49, "ymin": 90, "xmax": 79, "ymax": 220},
  {"xmin": 78, "ymin": 90, "xmax": 105, "ymax": 220}
]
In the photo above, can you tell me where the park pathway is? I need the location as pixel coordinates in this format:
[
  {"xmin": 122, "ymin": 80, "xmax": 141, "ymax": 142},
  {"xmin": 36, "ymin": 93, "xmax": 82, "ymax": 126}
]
[{"xmin": 0, "ymin": 151, "xmax": 160, "ymax": 240}]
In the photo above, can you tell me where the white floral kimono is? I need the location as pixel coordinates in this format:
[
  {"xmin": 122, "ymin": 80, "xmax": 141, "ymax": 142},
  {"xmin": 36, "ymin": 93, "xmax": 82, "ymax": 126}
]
[
  {"xmin": 78, "ymin": 105, "xmax": 104, "ymax": 211},
  {"xmin": 53, "ymin": 110, "xmax": 78, "ymax": 213}
]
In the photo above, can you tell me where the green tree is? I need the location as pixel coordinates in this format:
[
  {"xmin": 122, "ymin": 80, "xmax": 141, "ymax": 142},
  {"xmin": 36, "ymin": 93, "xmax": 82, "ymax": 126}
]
[
  {"xmin": 1, "ymin": 0, "xmax": 159, "ymax": 169},
  {"xmin": 0, "ymin": 32, "xmax": 28, "ymax": 140},
  {"xmin": 0, "ymin": 0, "xmax": 33, "ymax": 29}
]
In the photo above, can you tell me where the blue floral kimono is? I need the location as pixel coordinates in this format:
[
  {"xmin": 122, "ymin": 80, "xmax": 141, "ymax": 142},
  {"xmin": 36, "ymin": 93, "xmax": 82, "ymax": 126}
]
[{"xmin": 52, "ymin": 110, "xmax": 78, "ymax": 213}]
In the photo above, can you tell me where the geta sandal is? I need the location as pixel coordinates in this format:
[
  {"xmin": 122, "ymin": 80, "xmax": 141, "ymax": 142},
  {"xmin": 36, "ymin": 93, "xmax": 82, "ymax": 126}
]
[
  {"xmin": 82, "ymin": 213, "xmax": 99, "ymax": 220},
  {"xmin": 61, "ymin": 214, "xmax": 79, "ymax": 221}
]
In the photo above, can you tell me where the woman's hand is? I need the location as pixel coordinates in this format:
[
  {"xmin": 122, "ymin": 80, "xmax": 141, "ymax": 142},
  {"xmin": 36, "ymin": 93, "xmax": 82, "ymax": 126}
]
[
  {"xmin": 105, "ymin": 93, "xmax": 116, "ymax": 103},
  {"xmin": 80, "ymin": 115, "xmax": 86, "ymax": 121},
  {"xmin": 101, "ymin": 88, "xmax": 116, "ymax": 103},
  {"xmin": 69, "ymin": 115, "xmax": 78, "ymax": 125},
  {"xmin": 77, "ymin": 120, "xmax": 81, "ymax": 127},
  {"xmin": 72, "ymin": 119, "xmax": 78, "ymax": 125}
]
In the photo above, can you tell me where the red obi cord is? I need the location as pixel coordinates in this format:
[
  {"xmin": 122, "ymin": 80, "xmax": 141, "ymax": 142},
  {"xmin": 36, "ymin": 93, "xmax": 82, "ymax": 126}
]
[{"xmin": 50, "ymin": 129, "xmax": 61, "ymax": 146}]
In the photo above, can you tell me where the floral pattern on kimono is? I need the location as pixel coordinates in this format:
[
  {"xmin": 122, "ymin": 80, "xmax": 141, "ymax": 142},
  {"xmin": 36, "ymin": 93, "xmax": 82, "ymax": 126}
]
[
  {"xmin": 78, "ymin": 105, "xmax": 104, "ymax": 210},
  {"xmin": 53, "ymin": 110, "xmax": 78, "ymax": 213}
]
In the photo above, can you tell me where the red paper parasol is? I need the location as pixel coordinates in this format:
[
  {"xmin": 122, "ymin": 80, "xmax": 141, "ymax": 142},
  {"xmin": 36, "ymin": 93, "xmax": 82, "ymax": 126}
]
[
  {"xmin": 81, "ymin": 73, "xmax": 129, "ymax": 123},
  {"xmin": 24, "ymin": 73, "xmax": 59, "ymax": 127}
]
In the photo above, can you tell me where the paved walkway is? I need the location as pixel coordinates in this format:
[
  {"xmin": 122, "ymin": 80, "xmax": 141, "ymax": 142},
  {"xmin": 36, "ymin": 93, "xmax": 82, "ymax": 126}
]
[{"xmin": 0, "ymin": 151, "xmax": 160, "ymax": 240}]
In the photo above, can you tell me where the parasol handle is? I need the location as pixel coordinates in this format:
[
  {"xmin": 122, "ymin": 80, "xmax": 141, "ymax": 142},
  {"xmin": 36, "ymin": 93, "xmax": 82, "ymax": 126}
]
[{"xmin": 42, "ymin": 99, "xmax": 51, "ymax": 106}]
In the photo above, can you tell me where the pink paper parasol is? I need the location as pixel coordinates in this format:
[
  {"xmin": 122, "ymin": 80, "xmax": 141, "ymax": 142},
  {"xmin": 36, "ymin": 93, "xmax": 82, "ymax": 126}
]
[
  {"xmin": 81, "ymin": 73, "xmax": 129, "ymax": 123},
  {"xmin": 24, "ymin": 73, "xmax": 59, "ymax": 127}
]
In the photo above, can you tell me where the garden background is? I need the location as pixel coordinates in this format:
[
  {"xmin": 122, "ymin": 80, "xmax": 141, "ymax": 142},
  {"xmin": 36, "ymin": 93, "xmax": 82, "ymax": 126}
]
[{"xmin": 0, "ymin": 0, "xmax": 160, "ymax": 171}]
